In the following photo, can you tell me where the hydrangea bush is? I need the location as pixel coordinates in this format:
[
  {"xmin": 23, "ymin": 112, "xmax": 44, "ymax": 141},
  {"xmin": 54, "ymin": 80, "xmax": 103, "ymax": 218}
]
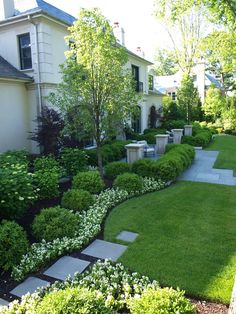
[{"xmin": 12, "ymin": 177, "xmax": 165, "ymax": 281}]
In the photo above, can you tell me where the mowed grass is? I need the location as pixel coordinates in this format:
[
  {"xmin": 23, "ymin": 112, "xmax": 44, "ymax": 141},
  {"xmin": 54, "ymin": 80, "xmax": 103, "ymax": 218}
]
[
  {"xmin": 104, "ymin": 181, "xmax": 236, "ymax": 304},
  {"xmin": 207, "ymin": 135, "xmax": 236, "ymax": 175}
]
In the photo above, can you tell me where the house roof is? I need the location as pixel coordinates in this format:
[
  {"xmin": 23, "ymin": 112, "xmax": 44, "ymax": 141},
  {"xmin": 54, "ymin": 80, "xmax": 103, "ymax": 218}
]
[
  {"xmin": 14, "ymin": 0, "xmax": 76, "ymax": 25},
  {"xmin": 0, "ymin": 56, "xmax": 32, "ymax": 81},
  {"xmin": 205, "ymin": 73, "xmax": 222, "ymax": 88}
]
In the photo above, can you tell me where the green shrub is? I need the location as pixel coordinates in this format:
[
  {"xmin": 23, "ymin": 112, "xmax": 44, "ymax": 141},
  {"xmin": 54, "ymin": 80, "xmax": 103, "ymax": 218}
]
[
  {"xmin": 60, "ymin": 148, "xmax": 88, "ymax": 176},
  {"xmin": 128, "ymin": 287, "xmax": 195, "ymax": 314},
  {"xmin": 132, "ymin": 158, "xmax": 153, "ymax": 177},
  {"xmin": 34, "ymin": 155, "xmax": 60, "ymax": 172},
  {"xmin": 0, "ymin": 150, "xmax": 29, "ymax": 168},
  {"xmin": 105, "ymin": 162, "xmax": 130, "ymax": 180},
  {"xmin": 36, "ymin": 287, "xmax": 111, "ymax": 314},
  {"xmin": 182, "ymin": 130, "xmax": 212, "ymax": 148},
  {"xmin": 114, "ymin": 173, "xmax": 142, "ymax": 193},
  {"xmin": 143, "ymin": 128, "xmax": 167, "ymax": 134},
  {"xmin": 61, "ymin": 189, "xmax": 94, "ymax": 212},
  {"xmin": 0, "ymin": 220, "xmax": 29, "ymax": 271},
  {"xmin": 85, "ymin": 149, "xmax": 98, "ymax": 166},
  {"xmin": 34, "ymin": 170, "xmax": 60, "ymax": 200},
  {"xmin": 0, "ymin": 164, "xmax": 36, "ymax": 219},
  {"xmin": 72, "ymin": 171, "xmax": 105, "ymax": 194},
  {"xmin": 32, "ymin": 206, "xmax": 79, "ymax": 242},
  {"xmin": 163, "ymin": 119, "xmax": 186, "ymax": 131}
]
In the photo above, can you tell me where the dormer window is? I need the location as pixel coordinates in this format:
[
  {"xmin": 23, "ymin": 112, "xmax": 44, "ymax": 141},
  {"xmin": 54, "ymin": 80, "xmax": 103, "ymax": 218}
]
[{"xmin": 18, "ymin": 33, "xmax": 32, "ymax": 70}]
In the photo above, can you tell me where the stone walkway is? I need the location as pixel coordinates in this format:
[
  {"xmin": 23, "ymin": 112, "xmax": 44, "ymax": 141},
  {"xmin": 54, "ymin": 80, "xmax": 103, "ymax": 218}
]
[
  {"xmin": 178, "ymin": 149, "xmax": 236, "ymax": 186},
  {"xmin": 0, "ymin": 231, "xmax": 138, "ymax": 309}
]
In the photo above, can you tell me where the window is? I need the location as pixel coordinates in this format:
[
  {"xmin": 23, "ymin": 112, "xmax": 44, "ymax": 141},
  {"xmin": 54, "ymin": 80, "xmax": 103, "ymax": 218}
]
[
  {"xmin": 18, "ymin": 33, "xmax": 32, "ymax": 70},
  {"xmin": 172, "ymin": 92, "xmax": 176, "ymax": 101},
  {"xmin": 131, "ymin": 65, "xmax": 140, "ymax": 92},
  {"xmin": 148, "ymin": 75, "xmax": 154, "ymax": 90}
]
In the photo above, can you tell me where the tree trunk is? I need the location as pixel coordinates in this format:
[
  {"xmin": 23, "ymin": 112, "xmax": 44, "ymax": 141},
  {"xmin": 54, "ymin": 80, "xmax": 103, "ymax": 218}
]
[{"xmin": 96, "ymin": 144, "xmax": 103, "ymax": 177}]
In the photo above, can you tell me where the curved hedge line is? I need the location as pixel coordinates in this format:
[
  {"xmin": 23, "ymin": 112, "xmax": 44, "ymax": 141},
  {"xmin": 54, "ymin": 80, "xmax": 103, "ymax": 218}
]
[{"xmin": 132, "ymin": 144, "xmax": 195, "ymax": 182}]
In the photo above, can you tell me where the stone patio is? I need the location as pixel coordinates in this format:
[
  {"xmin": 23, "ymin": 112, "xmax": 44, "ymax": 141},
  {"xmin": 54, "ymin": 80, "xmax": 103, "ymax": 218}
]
[
  {"xmin": 116, "ymin": 231, "xmax": 138, "ymax": 242},
  {"xmin": 10, "ymin": 277, "xmax": 49, "ymax": 297},
  {"xmin": 178, "ymin": 150, "xmax": 236, "ymax": 186},
  {"xmin": 82, "ymin": 239, "xmax": 128, "ymax": 261},
  {"xmin": 0, "ymin": 298, "xmax": 9, "ymax": 308}
]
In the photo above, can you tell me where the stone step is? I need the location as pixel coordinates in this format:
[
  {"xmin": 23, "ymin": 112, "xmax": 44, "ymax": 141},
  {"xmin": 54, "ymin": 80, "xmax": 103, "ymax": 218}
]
[
  {"xmin": 82, "ymin": 239, "xmax": 127, "ymax": 261},
  {"xmin": 10, "ymin": 277, "xmax": 50, "ymax": 298},
  {"xmin": 0, "ymin": 298, "xmax": 9, "ymax": 308},
  {"xmin": 44, "ymin": 256, "xmax": 90, "ymax": 281}
]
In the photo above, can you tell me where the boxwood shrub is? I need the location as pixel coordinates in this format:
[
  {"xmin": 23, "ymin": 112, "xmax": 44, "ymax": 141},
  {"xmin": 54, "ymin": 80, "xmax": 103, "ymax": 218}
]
[
  {"xmin": 72, "ymin": 171, "xmax": 105, "ymax": 194},
  {"xmin": 59, "ymin": 148, "xmax": 88, "ymax": 177},
  {"xmin": 32, "ymin": 206, "xmax": 79, "ymax": 242},
  {"xmin": 128, "ymin": 287, "xmax": 195, "ymax": 314},
  {"xmin": 114, "ymin": 173, "xmax": 143, "ymax": 193},
  {"xmin": 105, "ymin": 161, "xmax": 130, "ymax": 180},
  {"xmin": 34, "ymin": 169, "xmax": 60, "ymax": 200},
  {"xmin": 132, "ymin": 144, "xmax": 195, "ymax": 182},
  {"xmin": 0, "ymin": 220, "xmax": 29, "ymax": 272},
  {"xmin": 36, "ymin": 287, "xmax": 112, "ymax": 314},
  {"xmin": 61, "ymin": 189, "xmax": 94, "ymax": 212},
  {"xmin": 182, "ymin": 129, "xmax": 212, "ymax": 148}
]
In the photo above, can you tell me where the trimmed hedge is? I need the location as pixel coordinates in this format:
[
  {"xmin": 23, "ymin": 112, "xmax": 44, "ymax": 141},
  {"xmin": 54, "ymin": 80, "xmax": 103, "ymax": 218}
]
[
  {"xmin": 105, "ymin": 161, "xmax": 131, "ymax": 180},
  {"xmin": 114, "ymin": 173, "xmax": 143, "ymax": 193},
  {"xmin": 59, "ymin": 148, "xmax": 88, "ymax": 177},
  {"xmin": 61, "ymin": 189, "xmax": 94, "ymax": 212},
  {"xmin": 132, "ymin": 144, "xmax": 195, "ymax": 182},
  {"xmin": 182, "ymin": 129, "xmax": 212, "ymax": 148},
  {"xmin": 72, "ymin": 171, "xmax": 105, "ymax": 194}
]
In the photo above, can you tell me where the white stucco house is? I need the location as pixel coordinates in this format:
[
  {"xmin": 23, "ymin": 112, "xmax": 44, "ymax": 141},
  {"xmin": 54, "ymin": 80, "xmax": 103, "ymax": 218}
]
[
  {"xmin": 155, "ymin": 61, "xmax": 223, "ymax": 103},
  {"xmin": 0, "ymin": 0, "xmax": 163, "ymax": 153}
]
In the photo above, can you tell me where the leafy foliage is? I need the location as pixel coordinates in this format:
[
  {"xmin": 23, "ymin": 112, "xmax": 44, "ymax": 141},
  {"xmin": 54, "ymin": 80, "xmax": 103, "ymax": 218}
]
[
  {"xmin": 30, "ymin": 106, "xmax": 64, "ymax": 156},
  {"xmin": 61, "ymin": 189, "xmax": 94, "ymax": 212},
  {"xmin": 114, "ymin": 173, "xmax": 143, "ymax": 193},
  {"xmin": 72, "ymin": 170, "xmax": 105, "ymax": 194},
  {"xmin": 203, "ymin": 85, "xmax": 226, "ymax": 121},
  {"xmin": 128, "ymin": 287, "xmax": 195, "ymax": 314},
  {"xmin": 48, "ymin": 8, "xmax": 138, "ymax": 173},
  {"xmin": 105, "ymin": 161, "xmax": 131, "ymax": 180},
  {"xmin": 59, "ymin": 148, "xmax": 88, "ymax": 177},
  {"xmin": 32, "ymin": 206, "xmax": 79, "ymax": 242},
  {"xmin": 34, "ymin": 170, "xmax": 60, "ymax": 200},
  {"xmin": 36, "ymin": 287, "xmax": 111, "ymax": 314},
  {"xmin": 154, "ymin": 48, "xmax": 178, "ymax": 75},
  {"xmin": 0, "ymin": 220, "xmax": 29, "ymax": 272}
]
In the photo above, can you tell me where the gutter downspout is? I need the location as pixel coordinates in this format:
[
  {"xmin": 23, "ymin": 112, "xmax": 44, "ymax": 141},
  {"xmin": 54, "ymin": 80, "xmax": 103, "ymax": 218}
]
[{"xmin": 28, "ymin": 15, "xmax": 42, "ymax": 115}]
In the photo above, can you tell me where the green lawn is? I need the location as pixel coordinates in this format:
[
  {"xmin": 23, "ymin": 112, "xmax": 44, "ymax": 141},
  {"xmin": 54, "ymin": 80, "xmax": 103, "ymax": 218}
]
[
  {"xmin": 104, "ymin": 181, "xmax": 236, "ymax": 304},
  {"xmin": 207, "ymin": 135, "xmax": 236, "ymax": 175}
]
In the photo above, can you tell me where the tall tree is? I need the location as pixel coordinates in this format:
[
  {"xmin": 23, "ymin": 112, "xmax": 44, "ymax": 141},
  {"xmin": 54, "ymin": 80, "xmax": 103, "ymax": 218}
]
[
  {"xmin": 154, "ymin": 48, "xmax": 178, "ymax": 75},
  {"xmin": 200, "ymin": 30, "xmax": 236, "ymax": 91},
  {"xmin": 49, "ymin": 8, "xmax": 138, "ymax": 174},
  {"xmin": 177, "ymin": 74, "xmax": 202, "ymax": 122},
  {"xmin": 203, "ymin": 85, "xmax": 226, "ymax": 122},
  {"xmin": 154, "ymin": 2, "xmax": 206, "ymax": 74}
]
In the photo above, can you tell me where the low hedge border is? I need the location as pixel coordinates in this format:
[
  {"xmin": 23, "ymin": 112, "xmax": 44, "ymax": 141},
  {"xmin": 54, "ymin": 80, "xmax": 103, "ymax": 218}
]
[
  {"xmin": 12, "ymin": 177, "xmax": 165, "ymax": 281},
  {"xmin": 182, "ymin": 129, "xmax": 212, "ymax": 148},
  {"xmin": 132, "ymin": 144, "xmax": 195, "ymax": 182}
]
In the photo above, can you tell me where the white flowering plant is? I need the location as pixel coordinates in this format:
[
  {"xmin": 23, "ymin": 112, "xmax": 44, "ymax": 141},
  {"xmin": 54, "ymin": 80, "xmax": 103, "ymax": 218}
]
[{"xmin": 11, "ymin": 178, "xmax": 165, "ymax": 281}]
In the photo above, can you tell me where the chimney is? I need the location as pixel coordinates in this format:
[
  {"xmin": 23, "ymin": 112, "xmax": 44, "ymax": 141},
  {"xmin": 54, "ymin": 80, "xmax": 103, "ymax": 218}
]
[
  {"xmin": 113, "ymin": 22, "xmax": 125, "ymax": 46},
  {"xmin": 136, "ymin": 47, "xmax": 145, "ymax": 58},
  {"xmin": 0, "ymin": 0, "xmax": 15, "ymax": 20}
]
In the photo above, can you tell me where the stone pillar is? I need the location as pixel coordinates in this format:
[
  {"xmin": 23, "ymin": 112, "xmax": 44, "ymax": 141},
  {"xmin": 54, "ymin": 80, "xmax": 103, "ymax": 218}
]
[
  {"xmin": 184, "ymin": 125, "xmax": 193, "ymax": 136},
  {"xmin": 171, "ymin": 129, "xmax": 184, "ymax": 144},
  {"xmin": 155, "ymin": 134, "xmax": 169, "ymax": 154},
  {"xmin": 125, "ymin": 143, "xmax": 145, "ymax": 164}
]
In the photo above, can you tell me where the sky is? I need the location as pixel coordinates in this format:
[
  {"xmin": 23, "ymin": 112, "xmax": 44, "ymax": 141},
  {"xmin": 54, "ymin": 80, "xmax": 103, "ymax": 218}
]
[{"xmin": 46, "ymin": 0, "xmax": 170, "ymax": 62}]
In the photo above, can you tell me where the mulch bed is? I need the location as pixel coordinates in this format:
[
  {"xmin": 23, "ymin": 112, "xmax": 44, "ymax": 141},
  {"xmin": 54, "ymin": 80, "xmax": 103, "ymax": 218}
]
[{"xmin": 0, "ymin": 179, "xmax": 230, "ymax": 313}]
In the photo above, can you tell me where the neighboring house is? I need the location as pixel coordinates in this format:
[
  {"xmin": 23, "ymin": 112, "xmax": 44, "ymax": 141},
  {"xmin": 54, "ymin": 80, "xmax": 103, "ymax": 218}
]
[
  {"xmin": 155, "ymin": 60, "xmax": 223, "ymax": 104},
  {"xmin": 0, "ymin": 0, "xmax": 163, "ymax": 153}
]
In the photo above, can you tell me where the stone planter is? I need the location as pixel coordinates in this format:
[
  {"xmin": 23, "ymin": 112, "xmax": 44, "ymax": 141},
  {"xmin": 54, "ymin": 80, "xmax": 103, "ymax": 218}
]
[
  {"xmin": 155, "ymin": 134, "xmax": 169, "ymax": 154},
  {"xmin": 125, "ymin": 143, "xmax": 145, "ymax": 164},
  {"xmin": 171, "ymin": 129, "xmax": 184, "ymax": 144},
  {"xmin": 184, "ymin": 125, "xmax": 193, "ymax": 136}
]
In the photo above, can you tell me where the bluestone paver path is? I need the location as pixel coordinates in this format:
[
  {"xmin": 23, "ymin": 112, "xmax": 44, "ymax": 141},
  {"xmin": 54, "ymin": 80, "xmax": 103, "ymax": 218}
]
[
  {"xmin": 82, "ymin": 239, "xmax": 128, "ymax": 261},
  {"xmin": 10, "ymin": 277, "xmax": 49, "ymax": 297},
  {"xmin": 116, "ymin": 231, "xmax": 139, "ymax": 242},
  {"xmin": 178, "ymin": 150, "xmax": 236, "ymax": 186},
  {"xmin": 0, "ymin": 298, "xmax": 9, "ymax": 308},
  {"xmin": 44, "ymin": 256, "xmax": 90, "ymax": 280}
]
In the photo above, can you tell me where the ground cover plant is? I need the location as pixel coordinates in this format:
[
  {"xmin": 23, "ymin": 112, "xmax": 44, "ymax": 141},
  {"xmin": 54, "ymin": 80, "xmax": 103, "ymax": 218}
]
[
  {"xmin": 207, "ymin": 135, "xmax": 236, "ymax": 175},
  {"xmin": 104, "ymin": 181, "xmax": 236, "ymax": 304}
]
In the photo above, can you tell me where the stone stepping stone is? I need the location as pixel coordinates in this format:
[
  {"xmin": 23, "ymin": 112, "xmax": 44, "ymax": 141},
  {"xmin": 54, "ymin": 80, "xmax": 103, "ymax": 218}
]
[
  {"xmin": 44, "ymin": 256, "xmax": 90, "ymax": 280},
  {"xmin": 10, "ymin": 277, "xmax": 49, "ymax": 297},
  {"xmin": 196, "ymin": 172, "xmax": 220, "ymax": 181},
  {"xmin": 116, "ymin": 231, "xmax": 138, "ymax": 243},
  {"xmin": 0, "ymin": 298, "xmax": 9, "ymax": 308},
  {"xmin": 82, "ymin": 239, "xmax": 127, "ymax": 261}
]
